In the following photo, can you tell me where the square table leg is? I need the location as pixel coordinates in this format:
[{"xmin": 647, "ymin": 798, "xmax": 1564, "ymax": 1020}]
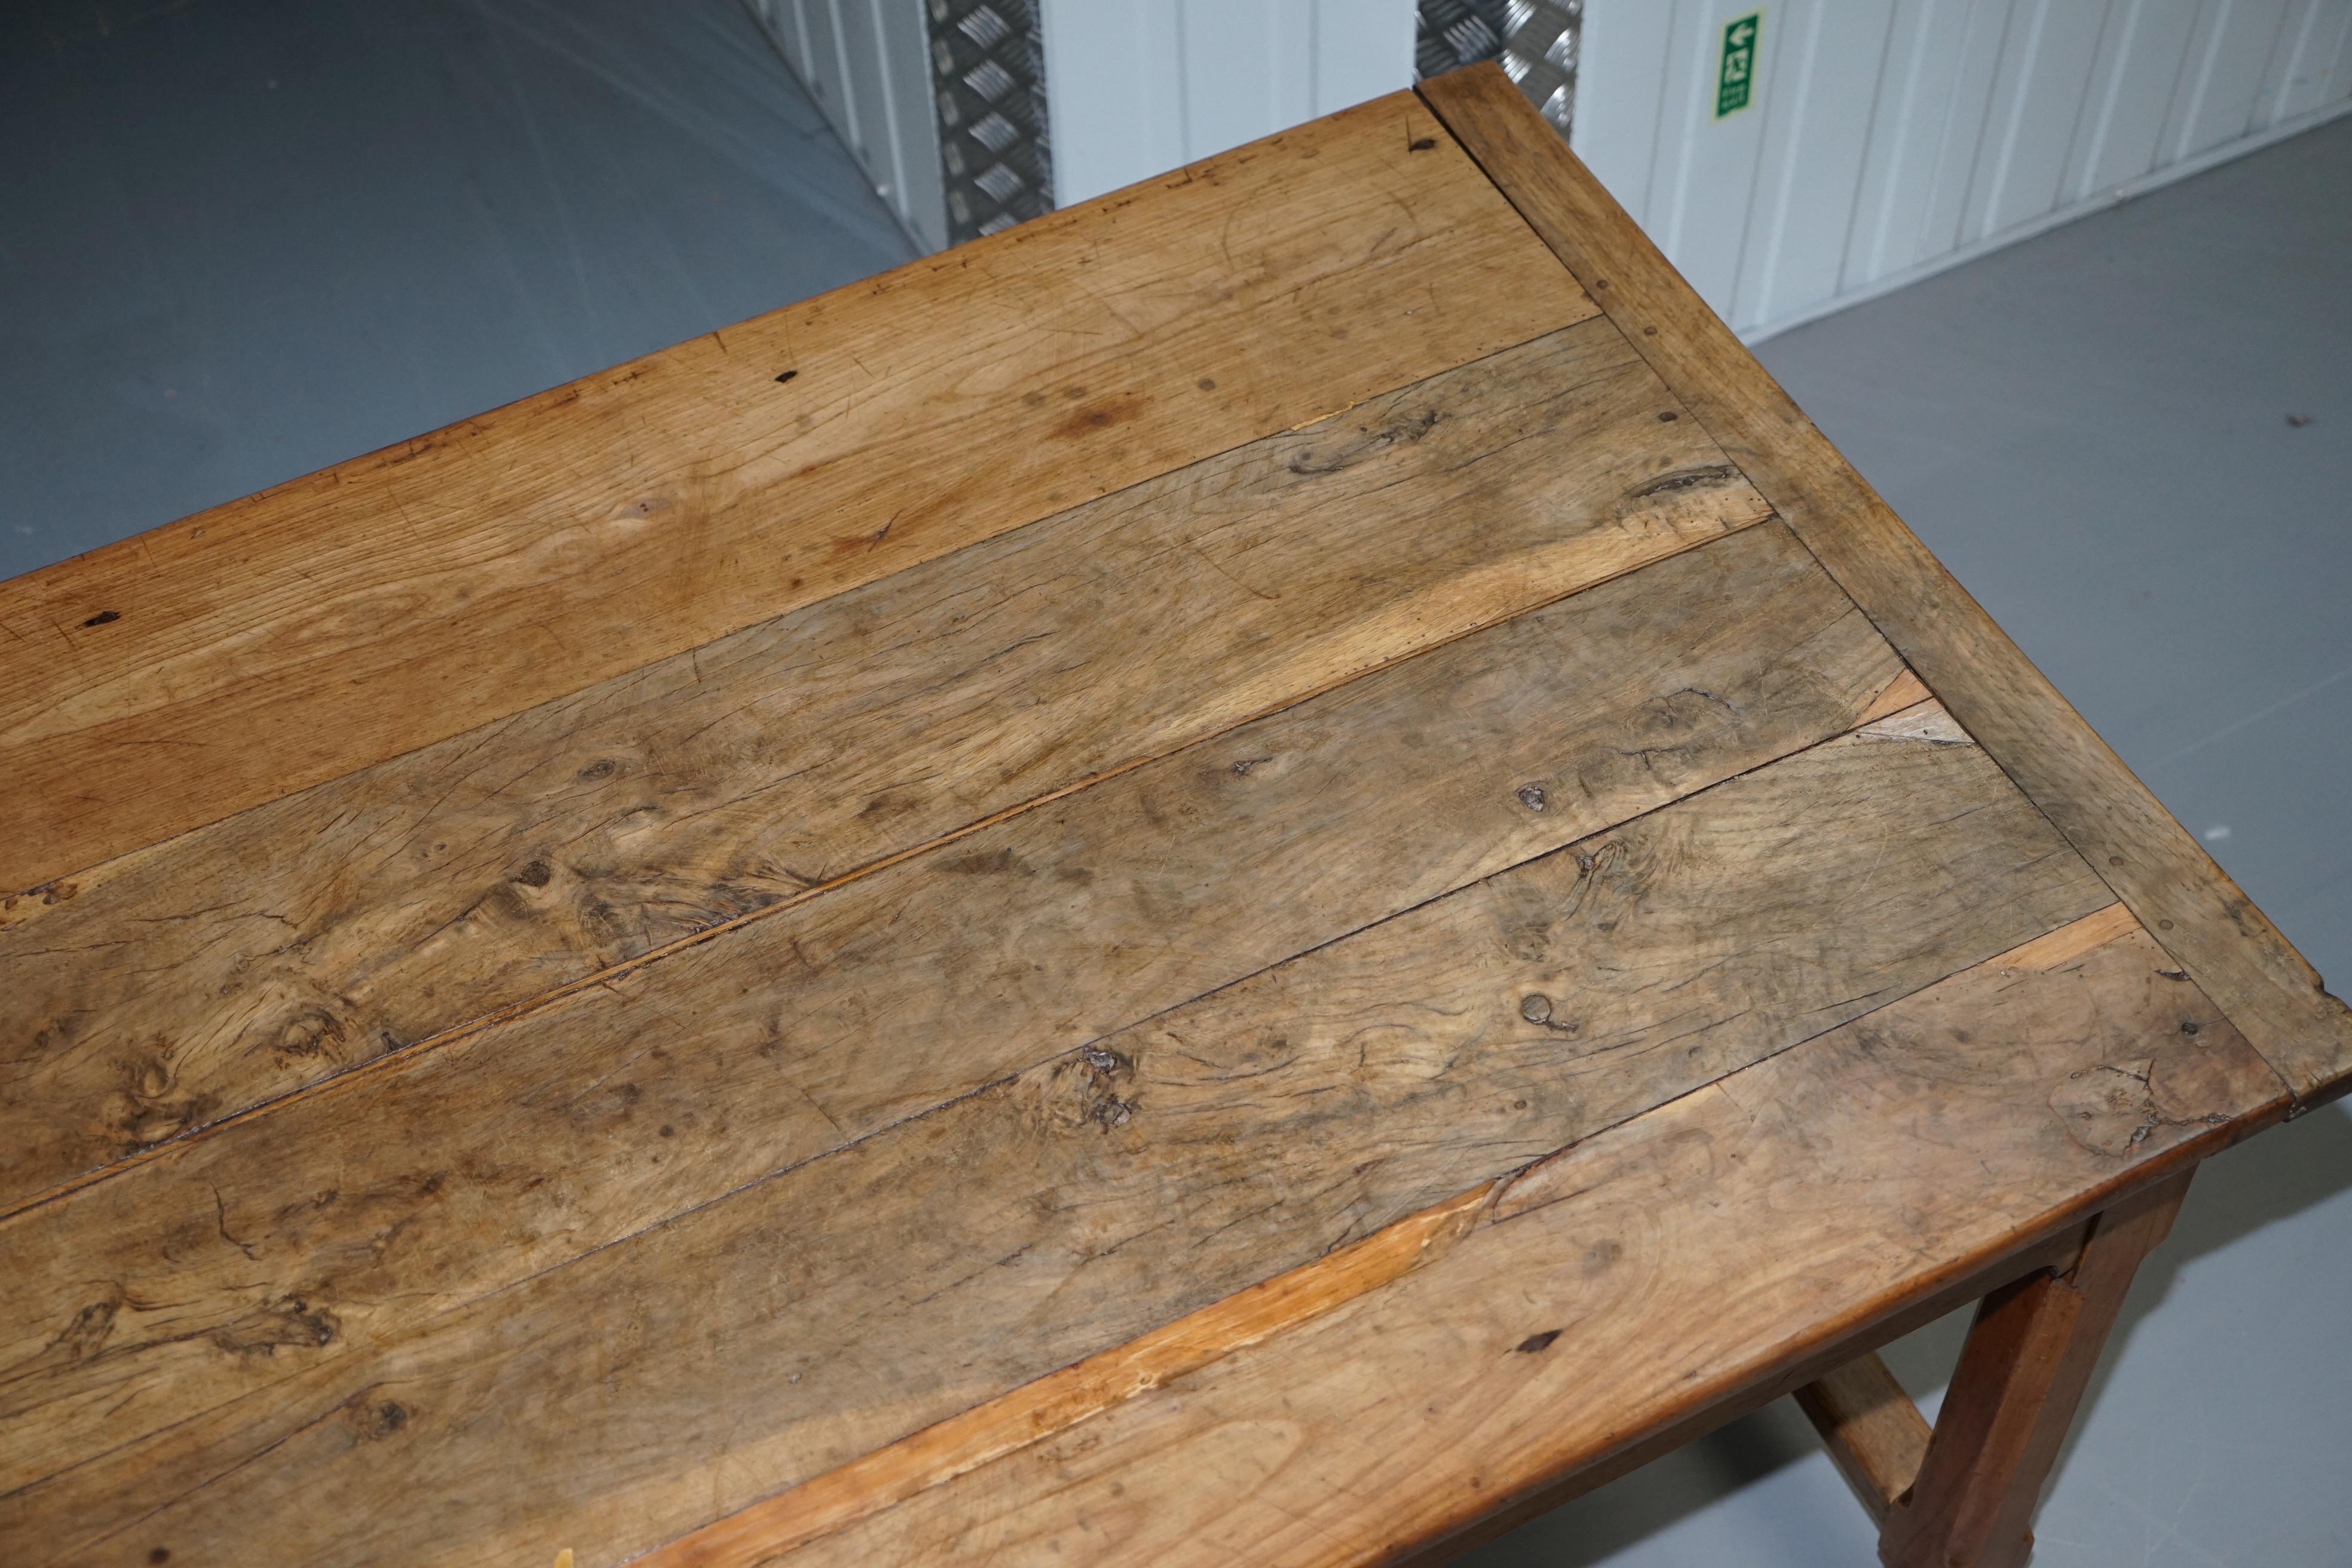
[{"xmin": 1872, "ymin": 1168, "xmax": 2194, "ymax": 1568}]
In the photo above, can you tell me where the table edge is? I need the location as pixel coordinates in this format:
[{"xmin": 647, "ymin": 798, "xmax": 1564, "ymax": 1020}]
[{"xmin": 1414, "ymin": 62, "xmax": 2352, "ymax": 1111}]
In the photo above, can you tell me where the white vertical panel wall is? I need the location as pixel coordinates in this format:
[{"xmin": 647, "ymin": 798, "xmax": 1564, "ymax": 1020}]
[
  {"xmin": 743, "ymin": 0, "xmax": 2351, "ymax": 330},
  {"xmin": 1039, "ymin": 0, "xmax": 1418, "ymax": 206},
  {"xmin": 1573, "ymin": 0, "xmax": 2352, "ymax": 337},
  {"xmin": 750, "ymin": 0, "xmax": 947, "ymax": 249}
]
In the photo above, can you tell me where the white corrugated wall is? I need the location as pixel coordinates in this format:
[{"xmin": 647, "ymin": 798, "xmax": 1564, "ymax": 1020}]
[
  {"xmin": 749, "ymin": 0, "xmax": 947, "ymax": 249},
  {"xmin": 744, "ymin": 0, "xmax": 2352, "ymax": 336},
  {"xmin": 1039, "ymin": 0, "xmax": 1416, "ymax": 206},
  {"xmin": 1575, "ymin": 0, "xmax": 2352, "ymax": 336}
]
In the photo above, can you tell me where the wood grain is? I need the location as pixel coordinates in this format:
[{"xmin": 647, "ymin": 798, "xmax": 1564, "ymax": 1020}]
[
  {"xmin": 0, "ymin": 519, "xmax": 1907, "ymax": 1527},
  {"xmin": 0, "ymin": 681, "xmax": 2122, "ymax": 1567},
  {"xmin": 1794, "ymin": 1351, "xmax": 1931, "ymax": 1526},
  {"xmin": 1882, "ymin": 1171, "xmax": 2191, "ymax": 1568},
  {"xmin": 0, "ymin": 320, "xmax": 1762, "ymax": 1215},
  {"xmin": 650, "ymin": 1186, "xmax": 1498, "ymax": 1568},
  {"xmin": 1417, "ymin": 62, "xmax": 2352, "ymax": 1107},
  {"xmin": 615, "ymin": 718, "xmax": 2109, "ymax": 1568},
  {"xmin": 1854, "ymin": 668, "xmax": 1932, "ymax": 727},
  {"xmin": 757, "ymin": 918, "xmax": 2284, "ymax": 1568},
  {"xmin": 0, "ymin": 89, "xmax": 1595, "ymax": 893}
]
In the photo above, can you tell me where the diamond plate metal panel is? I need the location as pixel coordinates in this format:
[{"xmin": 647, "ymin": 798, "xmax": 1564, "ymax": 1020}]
[
  {"xmin": 1414, "ymin": 0, "xmax": 1581, "ymax": 136},
  {"xmin": 928, "ymin": 0, "xmax": 1054, "ymax": 243}
]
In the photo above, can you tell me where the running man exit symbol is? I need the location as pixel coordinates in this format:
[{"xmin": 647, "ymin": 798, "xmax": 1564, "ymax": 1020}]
[{"xmin": 1716, "ymin": 11, "xmax": 1761, "ymax": 118}]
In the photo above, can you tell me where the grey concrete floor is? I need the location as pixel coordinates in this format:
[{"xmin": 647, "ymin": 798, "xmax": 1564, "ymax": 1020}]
[
  {"xmin": 0, "ymin": 0, "xmax": 912, "ymax": 581},
  {"xmin": 3, "ymin": 6, "xmax": 2346, "ymax": 1564},
  {"xmin": 1468, "ymin": 114, "xmax": 2352, "ymax": 1568}
]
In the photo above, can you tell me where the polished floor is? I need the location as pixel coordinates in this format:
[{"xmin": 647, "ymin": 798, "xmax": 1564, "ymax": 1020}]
[{"xmin": 3, "ymin": 5, "xmax": 2345, "ymax": 1563}]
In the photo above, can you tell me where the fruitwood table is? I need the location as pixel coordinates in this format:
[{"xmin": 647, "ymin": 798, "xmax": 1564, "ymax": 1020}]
[{"xmin": 4, "ymin": 63, "xmax": 2345, "ymax": 1568}]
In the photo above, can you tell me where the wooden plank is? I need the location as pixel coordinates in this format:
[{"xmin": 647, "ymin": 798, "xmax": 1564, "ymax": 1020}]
[
  {"xmin": 754, "ymin": 918, "xmax": 2286, "ymax": 1568},
  {"xmin": 1793, "ymin": 1351, "xmax": 1931, "ymax": 1526},
  {"xmin": 724, "ymin": 1227, "xmax": 2090, "ymax": 1568},
  {"xmin": 663, "ymin": 1224, "xmax": 2078, "ymax": 1568},
  {"xmin": 651, "ymin": 1186, "xmax": 1499, "ymax": 1568},
  {"xmin": 0, "ymin": 89, "xmax": 1596, "ymax": 894},
  {"xmin": 0, "ymin": 319, "xmax": 1763, "ymax": 1215},
  {"xmin": 1416, "ymin": 62, "xmax": 2352, "ymax": 1107},
  {"xmin": 0, "ymin": 614, "xmax": 2117, "ymax": 1567},
  {"xmin": 1853, "ymin": 667, "xmax": 1932, "ymax": 726},
  {"xmin": 0, "ymin": 518, "xmax": 1902, "ymax": 1519},
  {"xmin": 1881, "ymin": 1171, "xmax": 2193, "ymax": 1568},
  {"xmin": 1347, "ymin": 1220, "xmax": 2099, "ymax": 1568}
]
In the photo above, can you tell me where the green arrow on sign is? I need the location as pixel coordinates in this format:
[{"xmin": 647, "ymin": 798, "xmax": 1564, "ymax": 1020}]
[{"xmin": 1717, "ymin": 10, "xmax": 1762, "ymax": 118}]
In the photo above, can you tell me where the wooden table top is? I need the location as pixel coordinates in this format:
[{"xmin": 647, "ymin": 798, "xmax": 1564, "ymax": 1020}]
[{"xmin": 4, "ymin": 64, "xmax": 2346, "ymax": 1568}]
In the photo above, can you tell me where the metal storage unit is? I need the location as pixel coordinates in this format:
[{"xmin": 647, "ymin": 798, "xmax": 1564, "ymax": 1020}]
[{"xmin": 746, "ymin": 0, "xmax": 2352, "ymax": 338}]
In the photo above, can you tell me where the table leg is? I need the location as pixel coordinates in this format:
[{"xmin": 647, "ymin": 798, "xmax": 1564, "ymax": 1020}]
[
  {"xmin": 1876, "ymin": 1168, "xmax": 2194, "ymax": 1568},
  {"xmin": 1797, "ymin": 1349, "xmax": 1935, "ymax": 1526}
]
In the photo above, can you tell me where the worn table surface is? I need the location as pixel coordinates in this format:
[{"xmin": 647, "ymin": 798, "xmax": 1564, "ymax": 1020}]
[{"xmin": 3, "ymin": 65, "xmax": 2345, "ymax": 1568}]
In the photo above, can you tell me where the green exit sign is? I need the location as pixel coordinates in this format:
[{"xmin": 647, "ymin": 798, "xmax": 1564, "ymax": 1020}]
[{"xmin": 1716, "ymin": 10, "xmax": 1762, "ymax": 118}]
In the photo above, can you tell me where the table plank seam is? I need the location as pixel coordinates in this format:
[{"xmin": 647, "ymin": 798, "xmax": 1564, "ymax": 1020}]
[
  {"xmin": 7, "ymin": 74, "xmax": 2329, "ymax": 1568},
  {"xmin": 1414, "ymin": 65, "xmax": 2352, "ymax": 1111},
  {"xmin": 1, "ymin": 449, "xmax": 1781, "ymax": 1227},
  {"xmin": 0, "ymin": 629, "xmax": 1942, "ymax": 1246},
  {"xmin": 624, "ymin": 1186, "xmax": 1502, "ymax": 1568},
  {"xmin": 626, "ymin": 903, "xmax": 2273, "ymax": 1568},
  {"xmin": 0, "ymin": 88, "xmax": 1601, "ymax": 893},
  {"xmin": 0, "ymin": 647, "xmax": 2095, "ymax": 1533}
]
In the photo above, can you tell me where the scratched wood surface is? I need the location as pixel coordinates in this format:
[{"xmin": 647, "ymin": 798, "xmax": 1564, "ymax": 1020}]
[
  {"xmin": 0, "ymin": 90, "xmax": 1592, "ymax": 894},
  {"xmin": 0, "ymin": 682, "xmax": 2116, "ymax": 1565},
  {"xmin": 762, "ymin": 916, "xmax": 2287, "ymax": 1568},
  {"xmin": 1417, "ymin": 63, "xmax": 2352, "ymax": 1108},
  {"xmin": 2, "ymin": 520, "xmax": 1919, "ymax": 1538},
  {"xmin": 0, "ymin": 320, "xmax": 1760, "ymax": 1215},
  {"xmin": 0, "ymin": 62, "xmax": 2325, "ymax": 1568}
]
